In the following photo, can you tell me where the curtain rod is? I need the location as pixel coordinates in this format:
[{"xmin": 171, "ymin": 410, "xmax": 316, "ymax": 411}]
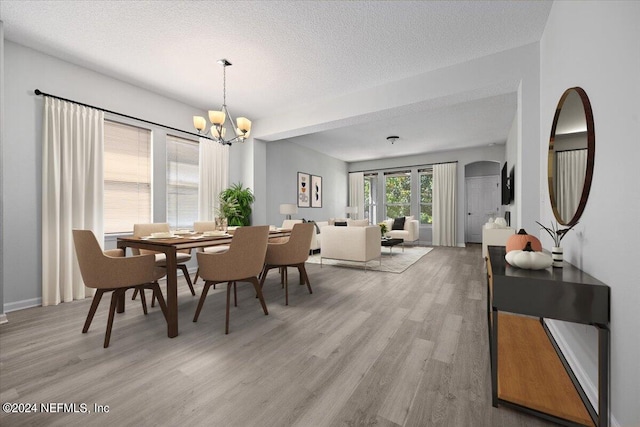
[
  {"xmin": 34, "ymin": 89, "xmax": 215, "ymax": 142},
  {"xmin": 350, "ymin": 160, "xmax": 458, "ymax": 174}
]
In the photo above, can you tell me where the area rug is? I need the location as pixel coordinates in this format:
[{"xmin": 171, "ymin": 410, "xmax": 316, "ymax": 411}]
[{"xmin": 306, "ymin": 246, "xmax": 433, "ymax": 273}]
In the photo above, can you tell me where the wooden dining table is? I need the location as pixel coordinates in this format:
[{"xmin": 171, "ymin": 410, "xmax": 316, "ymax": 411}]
[{"xmin": 117, "ymin": 228, "xmax": 291, "ymax": 338}]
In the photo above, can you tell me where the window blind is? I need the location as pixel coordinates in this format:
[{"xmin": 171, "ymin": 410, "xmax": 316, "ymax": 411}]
[
  {"xmin": 103, "ymin": 121, "xmax": 151, "ymax": 234},
  {"xmin": 166, "ymin": 135, "xmax": 199, "ymax": 229}
]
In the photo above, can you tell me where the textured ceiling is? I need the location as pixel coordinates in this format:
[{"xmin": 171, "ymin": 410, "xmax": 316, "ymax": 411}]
[{"xmin": 0, "ymin": 0, "xmax": 552, "ymax": 162}]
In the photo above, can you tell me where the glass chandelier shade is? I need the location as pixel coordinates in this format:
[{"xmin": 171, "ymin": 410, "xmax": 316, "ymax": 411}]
[{"xmin": 193, "ymin": 59, "xmax": 251, "ymax": 145}]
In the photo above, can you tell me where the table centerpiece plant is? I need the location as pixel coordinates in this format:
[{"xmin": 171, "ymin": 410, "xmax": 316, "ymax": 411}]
[{"xmin": 378, "ymin": 221, "xmax": 388, "ymax": 237}]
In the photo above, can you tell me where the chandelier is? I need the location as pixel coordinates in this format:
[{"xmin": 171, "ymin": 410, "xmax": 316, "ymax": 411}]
[{"xmin": 193, "ymin": 59, "xmax": 252, "ymax": 145}]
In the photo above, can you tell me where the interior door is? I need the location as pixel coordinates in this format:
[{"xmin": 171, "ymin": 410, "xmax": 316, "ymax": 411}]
[{"xmin": 466, "ymin": 175, "xmax": 500, "ymax": 243}]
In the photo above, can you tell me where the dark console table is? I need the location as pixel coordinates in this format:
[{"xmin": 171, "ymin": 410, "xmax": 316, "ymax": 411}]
[{"xmin": 486, "ymin": 246, "xmax": 610, "ymax": 427}]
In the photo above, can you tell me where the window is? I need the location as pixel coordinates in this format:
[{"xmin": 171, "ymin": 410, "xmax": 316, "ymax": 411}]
[
  {"xmin": 385, "ymin": 171, "xmax": 411, "ymax": 218},
  {"xmin": 419, "ymin": 169, "xmax": 433, "ymax": 224},
  {"xmin": 166, "ymin": 135, "xmax": 199, "ymax": 229},
  {"xmin": 364, "ymin": 173, "xmax": 377, "ymax": 223},
  {"xmin": 103, "ymin": 121, "xmax": 151, "ymax": 234}
]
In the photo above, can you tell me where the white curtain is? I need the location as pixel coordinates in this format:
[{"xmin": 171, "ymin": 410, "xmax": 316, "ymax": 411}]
[
  {"xmin": 432, "ymin": 162, "xmax": 457, "ymax": 246},
  {"xmin": 556, "ymin": 149, "xmax": 587, "ymax": 221},
  {"xmin": 348, "ymin": 172, "xmax": 365, "ymax": 220},
  {"xmin": 42, "ymin": 97, "xmax": 104, "ymax": 305},
  {"xmin": 198, "ymin": 137, "xmax": 229, "ymax": 220}
]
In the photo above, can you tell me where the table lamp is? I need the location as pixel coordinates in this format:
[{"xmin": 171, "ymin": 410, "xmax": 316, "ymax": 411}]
[
  {"xmin": 345, "ymin": 206, "xmax": 358, "ymax": 219},
  {"xmin": 279, "ymin": 203, "xmax": 298, "ymax": 220}
]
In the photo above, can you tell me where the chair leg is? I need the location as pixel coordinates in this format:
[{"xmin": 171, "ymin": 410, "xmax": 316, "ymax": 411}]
[
  {"xmin": 225, "ymin": 282, "xmax": 232, "ymax": 334},
  {"xmin": 298, "ymin": 264, "xmax": 313, "ymax": 295},
  {"xmin": 250, "ymin": 277, "xmax": 269, "ymax": 316},
  {"xmin": 193, "ymin": 281, "xmax": 214, "ymax": 322},
  {"xmin": 138, "ymin": 288, "xmax": 148, "ymax": 315},
  {"xmin": 104, "ymin": 289, "xmax": 122, "ymax": 348},
  {"xmin": 285, "ymin": 276, "xmax": 289, "ymax": 306},
  {"xmin": 194, "ymin": 267, "xmax": 200, "ymax": 285},
  {"xmin": 233, "ymin": 281, "xmax": 238, "ymax": 307},
  {"xmin": 83, "ymin": 289, "xmax": 105, "ymax": 333},
  {"xmin": 151, "ymin": 283, "xmax": 168, "ymax": 321},
  {"xmin": 131, "ymin": 288, "xmax": 138, "ymax": 300},
  {"xmin": 259, "ymin": 266, "xmax": 271, "ymax": 290},
  {"xmin": 179, "ymin": 264, "xmax": 195, "ymax": 296}
]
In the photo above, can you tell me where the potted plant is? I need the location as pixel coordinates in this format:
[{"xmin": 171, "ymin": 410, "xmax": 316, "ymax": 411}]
[{"xmin": 219, "ymin": 183, "xmax": 255, "ymax": 226}]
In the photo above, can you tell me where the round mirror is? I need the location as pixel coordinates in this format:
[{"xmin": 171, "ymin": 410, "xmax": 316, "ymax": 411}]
[{"xmin": 548, "ymin": 87, "xmax": 595, "ymax": 226}]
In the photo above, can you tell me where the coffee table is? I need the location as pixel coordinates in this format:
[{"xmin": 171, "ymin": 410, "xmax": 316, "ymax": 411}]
[{"xmin": 381, "ymin": 237, "xmax": 404, "ymax": 255}]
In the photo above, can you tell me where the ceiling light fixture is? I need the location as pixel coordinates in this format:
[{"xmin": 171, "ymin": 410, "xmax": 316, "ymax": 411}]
[
  {"xmin": 387, "ymin": 136, "xmax": 399, "ymax": 144},
  {"xmin": 193, "ymin": 59, "xmax": 251, "ymax": 146}
]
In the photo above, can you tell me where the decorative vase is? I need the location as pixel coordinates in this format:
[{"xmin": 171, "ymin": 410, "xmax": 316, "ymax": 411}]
[
  {"xmin": 552, "ymin": 246, "xmax": 563, "ymax": 268},
  {"xmin": 215, "ymin": 217, "xmax": 228, "ymax": 232}
]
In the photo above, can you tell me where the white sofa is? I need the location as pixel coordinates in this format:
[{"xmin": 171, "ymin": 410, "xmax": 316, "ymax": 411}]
[
  {"xmin": 309, "ymin": 221, "xmax": 329, "ymax": 251},
  {"xmin": 384, "ymin": 216, "xmax": 419, "ymax": 243},
  {"xmin": 320, "ymin": 225, "xmax": 381, "ymax": 269},
  {"xmin": 280, "ymin": 219, "xmax": 328, "ymax": 252}
]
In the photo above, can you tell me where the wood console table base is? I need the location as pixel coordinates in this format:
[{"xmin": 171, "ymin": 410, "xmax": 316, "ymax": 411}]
[{"xmin": 497, "ymin": 313, "xmax": 594, "ymax": 426}]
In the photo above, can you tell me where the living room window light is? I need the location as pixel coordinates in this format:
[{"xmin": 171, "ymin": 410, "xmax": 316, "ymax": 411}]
[
  {"xmin": 384, "ymin": 171, "xmax": 411, "ymax": 218},
  {"xmin": 166, "ymin": 135, "xmax": 199, "ymax": 229},
  {"xmin": 419, "ymin": 169, "xmax": 433, "ymax": 224},
  {"xmin": 364, "ymin": 173, "xmax": 377, "ymax": 223},
  {"xmin": 103, "ymin": 120, "xmax": 152, "ymax": 234}
]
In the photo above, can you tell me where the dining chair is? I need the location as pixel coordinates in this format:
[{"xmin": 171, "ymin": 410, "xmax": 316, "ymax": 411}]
[
  {"xmin": 259, "ymin": 222, "xmax": 314, "ymax": 305},
  {"xmin": 72, "ymin": 229, "xmax": 167, "ymax": 348},
  {"xmin": 192, "ymin": 221, "xmax": 230, "ymax": 286},
  {"xmin": 193, "ymin": 225, "xmax": 270, "ymax": 334},
  {"xmin": 130, "ymin": 223, "xmax": 195, "ymax": 304}
]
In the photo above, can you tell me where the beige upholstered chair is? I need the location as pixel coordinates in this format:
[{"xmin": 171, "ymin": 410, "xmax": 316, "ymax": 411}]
[
  {"xmin": 192, "ymin": 221, "xmax": 230, "ymax": 285},
  {"xmin": 193, "ymin": 225, "xmax": 270, "ymax": 334},
  {"xmin": 72, "ymin": 230, "xmax": 167, "ymax": 348},
  {"xmin": 259, "ymin": 222, "xmax": 314, "ymax": 305},
  {"xmin": 131, "ymin": 223, "xmax": 195, "ymax": 300}
]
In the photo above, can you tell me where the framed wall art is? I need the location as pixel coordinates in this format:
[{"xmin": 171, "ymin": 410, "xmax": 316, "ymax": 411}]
[
  {"xmin": 297, "ymin": 172, "xmax": 310, "ymax": 208},
  {"xmin": 311, "ymin": 175, "xmax": 322, "ymax": 208}
]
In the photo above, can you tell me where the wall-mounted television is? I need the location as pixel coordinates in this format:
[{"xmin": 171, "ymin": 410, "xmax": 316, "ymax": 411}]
[
  {"xmin": 509, "ymin": 167, "xmax": 515, "ymax": 204},
  {"xmin": 501, "ymin": 163, "xmax": 510, "ymax": 205}
]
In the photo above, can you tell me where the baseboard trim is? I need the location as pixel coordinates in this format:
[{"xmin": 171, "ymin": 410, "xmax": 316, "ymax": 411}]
[
  {"xmin": 0, "ymin": 313, "xmax": 8, "ymax": 324},
  {"xmin": 1, "ymin": 266, "xmax": 202, "ymax": 314},
  {"xmin": 4, "ymin": 297, "xmax": 42, "ymax": 313},
  {"xmin": 545, "ymin": 320, "xmax": 620, "ymax": 427}
]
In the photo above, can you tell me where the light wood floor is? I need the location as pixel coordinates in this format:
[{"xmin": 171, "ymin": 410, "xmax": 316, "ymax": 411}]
[{"xmin": 0, "ymin": 245, "xmax": 557, "ymax": 426}]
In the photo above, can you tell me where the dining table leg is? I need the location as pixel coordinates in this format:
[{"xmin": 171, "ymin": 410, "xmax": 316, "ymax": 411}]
[{"xmin": 165, "ymin": 246, "xmax": 179, "ymax": 338}]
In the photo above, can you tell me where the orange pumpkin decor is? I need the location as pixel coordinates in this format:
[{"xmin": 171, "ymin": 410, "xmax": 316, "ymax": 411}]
[{"xmin": 506, "ymin": 229, "xmax": 542, "ymax": 253}]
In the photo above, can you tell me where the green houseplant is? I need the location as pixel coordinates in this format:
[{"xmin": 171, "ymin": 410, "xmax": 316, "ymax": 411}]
[{"xmin": 219, "ymin": 183, "xmax": 255, "ymax": 226}]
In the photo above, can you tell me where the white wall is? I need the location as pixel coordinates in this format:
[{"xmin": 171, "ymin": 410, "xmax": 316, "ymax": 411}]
[
  {"xmin": 539, "ymin": 2, "xmax": 640, "ymax": 426},
  {"xmin": 265, "ymin": 140, "xmax": 348, "ymax": 226},
  {"xmin": 504, "ymin": 114, "xmax": 518, "ymax": 226},
  {"xmin": 0, "ymin": 21, "xmax": 5, "ymax": 321},
  {"xmin": 349, "ymin": 144, "xmax": 506, "ymax": 246},
  {"xmin": 2, "ymin": 41, "xmax": 206, "ymax": 310}
]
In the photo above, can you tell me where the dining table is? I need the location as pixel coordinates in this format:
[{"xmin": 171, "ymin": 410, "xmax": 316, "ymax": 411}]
[{"xmin": 117, "ymin": 228, "xmax": 292, "ymax": 338}]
